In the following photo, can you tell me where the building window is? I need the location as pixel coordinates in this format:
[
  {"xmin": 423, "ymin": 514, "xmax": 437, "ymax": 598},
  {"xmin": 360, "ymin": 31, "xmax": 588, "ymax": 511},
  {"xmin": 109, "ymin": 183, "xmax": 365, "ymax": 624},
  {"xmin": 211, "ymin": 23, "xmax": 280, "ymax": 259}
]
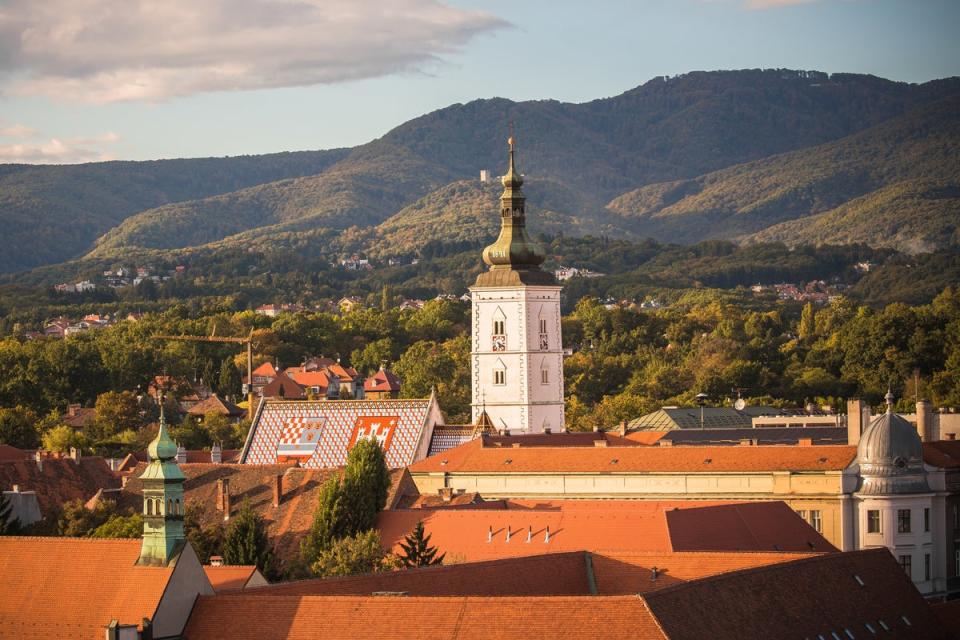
[
  {"xmin": 493, "ymin": 369, "xmax": 505, "ymax": 385},
  {"xmin": 925, "ymin": 554, "xmax": 931, "ymax": 581},
  {"xmin": 899, "ymin": 554, "xmax": 912, "ymax": 578},
  {"xmin": 493, "ymin": 319, "xmax": 505, "ymax": 335},
  {"xmin": 924, "ymin": 508, "xmax": 930, "ymax": 532},
  {"xmin": 539, "ymin": 318, "xmax": 548, "ymax": 334},
  {"xmin": 898, "ymin": 509, "xmax": 911, "ymax": 533},
  {"xmin": 867, "ymin": 510, "xmax": 881, "ymax": 534},
  {"xmin": 810, "ymin": 510, "xmax": 822, "ymax": 534},
  {"xmin": 540, "ymin": 368, "xmax": 549, "ymax": 384},
  {"xmin": 146, "ymin": 500, "xmax": 153, "ymax": 516},
  {"xmin": 797, "ymin": 509, "xmax": 808, "ymax": 522}
]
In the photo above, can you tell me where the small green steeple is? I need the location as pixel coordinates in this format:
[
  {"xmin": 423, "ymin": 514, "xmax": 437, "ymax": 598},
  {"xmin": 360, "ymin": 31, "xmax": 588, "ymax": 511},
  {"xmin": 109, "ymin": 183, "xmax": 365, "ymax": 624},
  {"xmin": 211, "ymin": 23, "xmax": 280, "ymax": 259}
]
[
  {"xmin": 137, "ymin": 400, "xmax": 186, "ymax": 566},
  {"xmin": 475, "ymin": 133, "xmax": 554, "ymax": 287}
]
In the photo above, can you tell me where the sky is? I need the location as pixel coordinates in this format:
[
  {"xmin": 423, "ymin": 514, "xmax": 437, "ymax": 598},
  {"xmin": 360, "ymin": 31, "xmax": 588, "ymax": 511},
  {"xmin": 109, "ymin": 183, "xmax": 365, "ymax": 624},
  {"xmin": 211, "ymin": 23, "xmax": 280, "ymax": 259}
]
[{"xmin": 0, "ymin": 0, "xmax": 957, "ymax": 164}]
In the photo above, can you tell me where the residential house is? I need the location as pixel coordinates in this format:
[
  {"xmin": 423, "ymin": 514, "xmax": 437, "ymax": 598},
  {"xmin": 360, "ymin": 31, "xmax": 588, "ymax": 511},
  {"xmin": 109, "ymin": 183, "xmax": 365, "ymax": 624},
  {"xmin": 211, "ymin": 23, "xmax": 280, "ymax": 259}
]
[{"xmin": 363, "ymin": 366, "xmax": 401, "ymax": 399}]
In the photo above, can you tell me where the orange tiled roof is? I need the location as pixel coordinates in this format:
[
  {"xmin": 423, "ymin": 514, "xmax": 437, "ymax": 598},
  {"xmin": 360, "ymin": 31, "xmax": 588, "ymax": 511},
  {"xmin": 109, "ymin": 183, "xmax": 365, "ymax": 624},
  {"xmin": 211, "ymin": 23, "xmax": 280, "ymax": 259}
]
[
  {"xmin": 0, "ymin": 537, "xmax": 175, "ymax": 639},
  {"xmin": 376, "ymin": 500, "xmax": 829, "ymax": 562},
  {"xmin": 286, "ymin": 369, "xmax": 333, "ymax": 389},
  {"xmin": 644, "ymin": 548, "xmax": 950, "ymax": 640},
  {"xmin": 252, "ymin": 362, "xmax": 278, "ymax": 378},
  {"xmin": 408, "ymin": 437, "xmax": 858, "ymax": 473},
  {"xmin": 188, "ymin": 394, "xmax": 246, "ymax": 417},
  {"xmin": 183, "ymin": 594, "xmax": 667, "ymax": 640},
  {"xmin": 0, "ymin": 456, "xmax": 120, "ymax": 515},
  {"xmin": 204, "ymin": 565, "xmax": 259, "ymax": 592}
]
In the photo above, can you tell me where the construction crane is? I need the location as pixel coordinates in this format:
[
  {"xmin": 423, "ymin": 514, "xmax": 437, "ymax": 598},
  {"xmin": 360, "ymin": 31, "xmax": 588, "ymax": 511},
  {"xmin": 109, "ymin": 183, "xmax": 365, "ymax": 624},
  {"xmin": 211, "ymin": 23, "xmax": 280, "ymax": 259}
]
[{"xmin": 152, "ymin": 330, "xmax": 256, "ymax": 419}]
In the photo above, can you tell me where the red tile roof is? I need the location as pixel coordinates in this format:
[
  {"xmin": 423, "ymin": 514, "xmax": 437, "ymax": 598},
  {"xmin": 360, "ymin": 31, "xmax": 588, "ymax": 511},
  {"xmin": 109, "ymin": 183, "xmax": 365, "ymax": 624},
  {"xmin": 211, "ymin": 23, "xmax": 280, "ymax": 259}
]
[
  {"xmin": 0, "ymin": 443, "xmax": 28, "ymax": 462},
  {"xmin": 376, "ymin": 500, "xmax": 830, "ymax": 562},
  {"xmin": 251, "ymin": 362, "xmax": 278, "ymax": 378},
  {"xmin": 0, "ymin": 456, "xmax": 120, "ymax": 515},
  {"xmin": 364, "ymin": 368, "xmax": 401, "ymax": 392},
  {"xmin": 924, "ymin": 441, "xmax": 960, "ymax": 469},
  {"xmin": 188, "ymin": 394, "xmax": 246, "ymax": 417},
  {"xmin": 643, "ymin": 548, "xmax": 949, "ymax": 640},
  {"xmin": 665, "ymin": 501, "xmax": 834, "ymax": 552},
  {"xmin": 183, "ymin": 594, "xmax": 667, "ymax": 640},
  {"xmin": 932, "ymin": 599, "xmax": 960, "ymax": 636},
  {"xmin": 0, "ymin": 537, "xmax": 175, "ymax": 639},
  {"xmin": 204, "ymin": 565, "xmax": 260, "ymax": 592},
  {"xmin": 260, "ymin": 375, "xmax": 307, "ymax": 399},
  {"xmin": 408, "ymin": 437, "xmax": 858, "ymax": 473}
]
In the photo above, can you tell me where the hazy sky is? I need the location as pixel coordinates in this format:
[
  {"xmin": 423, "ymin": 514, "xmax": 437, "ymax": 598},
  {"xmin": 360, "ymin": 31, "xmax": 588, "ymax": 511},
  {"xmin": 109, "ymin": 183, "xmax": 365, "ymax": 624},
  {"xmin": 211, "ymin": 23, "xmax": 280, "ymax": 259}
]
[{"xmin": 0, "ymin": 0, "xmax": 957, "ymax": 163}]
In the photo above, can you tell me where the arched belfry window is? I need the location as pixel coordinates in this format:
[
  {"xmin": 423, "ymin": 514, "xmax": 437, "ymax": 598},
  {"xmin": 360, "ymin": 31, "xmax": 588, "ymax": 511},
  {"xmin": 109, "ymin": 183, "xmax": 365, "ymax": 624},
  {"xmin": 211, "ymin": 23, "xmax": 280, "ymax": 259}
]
[
  {"xmin": 540, "ymin": 357, "xmax": 550, "ymax": 385},
  {"xmin": 493, "ymin": 358, "xmax": 507, "ymax": 386},
  {"xmin": 146, "ymin": 500, "xmax": 153, "ymax": 516},
  {"xmin": 538, "ymin": 306, "xmax": 549, "ymax": 350}
]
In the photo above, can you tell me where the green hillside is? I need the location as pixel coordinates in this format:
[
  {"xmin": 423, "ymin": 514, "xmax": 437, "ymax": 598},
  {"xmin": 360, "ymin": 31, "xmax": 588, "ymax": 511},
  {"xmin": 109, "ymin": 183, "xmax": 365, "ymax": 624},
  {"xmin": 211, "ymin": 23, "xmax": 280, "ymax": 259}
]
[
  {"xmin": 606, "ymin": 96, "xmax": 960, "ymax": 251},
  {"xmin": 3, "ymin": 69, "xmax": 959, "ymax": 274},
  {"xmin": 0, "ymin": 149, "xmax": 348, "ymax": 272}
]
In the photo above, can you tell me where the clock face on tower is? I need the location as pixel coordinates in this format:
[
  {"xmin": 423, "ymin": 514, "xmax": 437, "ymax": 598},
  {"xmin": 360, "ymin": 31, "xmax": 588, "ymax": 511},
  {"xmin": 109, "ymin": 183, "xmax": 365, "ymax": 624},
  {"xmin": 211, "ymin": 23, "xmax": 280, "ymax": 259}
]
[
  {"xmin": 492, "ymin": 335, "xmax": 506, "ymax": 352},
  {"xmin": 539, "ymin": 333, "xmax": 549, "ymax": 350}
]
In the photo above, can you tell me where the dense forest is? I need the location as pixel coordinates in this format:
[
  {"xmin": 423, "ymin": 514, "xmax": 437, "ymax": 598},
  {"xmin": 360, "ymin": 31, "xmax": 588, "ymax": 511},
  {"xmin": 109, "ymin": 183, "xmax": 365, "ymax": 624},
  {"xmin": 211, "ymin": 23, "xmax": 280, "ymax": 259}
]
[{"xmin": 1, "ymin": 279, "xmax": 958, "ymax": 452}]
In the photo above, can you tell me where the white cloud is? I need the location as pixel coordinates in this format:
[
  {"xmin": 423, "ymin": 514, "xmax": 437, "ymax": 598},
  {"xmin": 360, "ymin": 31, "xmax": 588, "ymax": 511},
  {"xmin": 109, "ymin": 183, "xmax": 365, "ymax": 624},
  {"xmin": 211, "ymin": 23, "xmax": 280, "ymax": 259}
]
[
  {"xmin": 0, "ymin": 0, "xmax": 507, "ymax": 103},
  {"xmin": 0, "ymin": 123, "xmax": 38, "ymax": 138},
  {"xmin": 0, "ymin": 131, "xmax": 120, "ymax": 164}
]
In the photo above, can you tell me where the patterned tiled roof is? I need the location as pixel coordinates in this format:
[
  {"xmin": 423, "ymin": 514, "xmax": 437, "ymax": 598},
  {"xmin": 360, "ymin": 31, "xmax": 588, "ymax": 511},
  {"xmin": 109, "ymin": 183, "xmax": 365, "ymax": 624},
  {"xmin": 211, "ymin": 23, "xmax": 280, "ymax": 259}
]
[
  {"xmin": 428, "ymin": 426, "xmax": 477, "ymax": 456},
  {"xmin": 242, "ymin": 397, "xmax": 441, "ymax": 468},
  {"xmin": 0, "ymin": 537, "xmax": 176, "ymax": 639}
]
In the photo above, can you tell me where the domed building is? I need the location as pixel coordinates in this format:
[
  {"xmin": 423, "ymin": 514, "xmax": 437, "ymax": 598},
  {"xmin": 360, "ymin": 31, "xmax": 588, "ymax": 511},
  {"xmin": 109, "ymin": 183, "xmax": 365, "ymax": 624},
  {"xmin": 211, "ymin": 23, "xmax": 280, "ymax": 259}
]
[{"xmin": 854, "ymin": 391, "xmax": 938, "ymax": 594}]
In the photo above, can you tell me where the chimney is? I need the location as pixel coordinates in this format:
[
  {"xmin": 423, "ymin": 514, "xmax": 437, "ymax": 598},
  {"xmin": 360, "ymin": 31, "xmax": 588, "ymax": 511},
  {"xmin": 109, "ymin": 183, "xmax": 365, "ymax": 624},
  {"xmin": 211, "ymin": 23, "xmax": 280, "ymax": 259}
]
[
  {"xmin": 487, "ymin": 526, "xmax": 492, "ymax": 543},
  {"xmin": 505, "ymin": 526, "xmax": 511, "ymax": 543},
  {"xmin": 593, "ymin": 440, "xmax": 608, "ymax": 447},
  {"xmin": 739, "ymin": 438, "xmax": 753, "ymax": 447},
  {"xmin": 211, "ymin": 442, "xmax": 222, "ymax": 464},
  {"xmin": 916, "ymin": 400, "xmax": 933, "ymax": 442},
  {"xmin": 544, "ymin": 526, "xmax": 551, "ymax": 543},
  {"xmin": 216, "ymin": 478, "xmax": 230, "ymax": 511},
  {"xmin": 69, "ymin": 446, "xmax": 81, "ymax": 463},
  {"xmin": 619, "ymin": 420, "xmax": 627, "ymax": 437},
  {"xmin": 438, "ymin": 487, "xmax": 454, "ymax": 502},
  {"xmin": 658, "ymin": 439, "xmax": 673, "ymax": 447},
  {"xmin": 798, "ymin": 437, "xmax": 813, "ymax": 447},
  {"xmin": 176, "ymin": 443, "xmax": 187, "ymax": 465},
  {"xmin": 210, "ymin": 555, "xmax": 224, "ymax": 567},
  {"xmin": 11, "ymin": 484, "xmax": 19, "ymax": 493},
  {"xmin": 526, "ymin": 525, "xmax": 532, "ymax": 543},
  {"xmin": 222, "ymin": 490, "xmax": 232, "ymax": 521},
  {"xmin": 272, "ymin": 474, "xmax": 283, "ymax": 507},
  {"xmin": 34, "ymin": 450, "xmax": 43, "ymax": 471},
  {"xmin": 592, "ymin": 425, "xmax": 600, "ymax": 433},
  {"xmin": 847, "ymin": 398, "xmax": 866, "ymax": 446}
]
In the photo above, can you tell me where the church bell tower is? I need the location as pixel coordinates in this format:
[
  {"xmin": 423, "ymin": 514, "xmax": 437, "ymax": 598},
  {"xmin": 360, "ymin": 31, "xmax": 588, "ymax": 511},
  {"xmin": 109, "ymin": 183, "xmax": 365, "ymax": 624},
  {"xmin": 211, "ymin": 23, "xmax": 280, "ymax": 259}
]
[
  {"xmin": 470, "ymin": 135, "xmax": 565, "ymax": 433},
  {"xmin": 137, "ymin": 401, "xmax": 186, "ymax": 566}
]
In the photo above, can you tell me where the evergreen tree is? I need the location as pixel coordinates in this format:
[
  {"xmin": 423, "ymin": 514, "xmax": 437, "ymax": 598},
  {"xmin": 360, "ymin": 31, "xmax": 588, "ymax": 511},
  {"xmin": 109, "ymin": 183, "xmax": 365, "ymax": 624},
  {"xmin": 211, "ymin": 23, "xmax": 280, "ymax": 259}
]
[
  {"xmin": 0, "ymin": 491, "xmax": 21, "ymax": 535},
  {"xmin": 798, "ymin": 302, "xmax": 816, "ymax": 341},
  {"xmin": 342, "ymin": 438, "xmax": 390, "ymax": 533},
  {"xmin": 202, "ymin": 358, "xmax": 217, "ymax": 392},
  {"xmin": 301, "ymin": 475, "xmax": 349, "ymax": 565},
  {"xmin": 223, "ymin": 499, "xmax": 271, "ymax": 569},
  {"xmin": 218, "ymin": 357, "xmax": 241, "ymax": 398},
  {"xmin": 397, "ymin": 521, "xmax": 444, "ymax": 568},
  {"xmin": 311, "ymin": 530, "xmax": 391, "ymax": 578}
]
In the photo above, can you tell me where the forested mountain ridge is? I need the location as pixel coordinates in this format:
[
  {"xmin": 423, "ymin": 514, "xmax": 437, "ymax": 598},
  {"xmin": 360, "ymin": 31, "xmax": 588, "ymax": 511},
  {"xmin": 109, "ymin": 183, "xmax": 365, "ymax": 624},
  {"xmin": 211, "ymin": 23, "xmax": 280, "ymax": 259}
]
[
  {"xmin": 3, "ymin": 69, "xmax": 959, "ymax": 274},
  {"xmin": 0, "ymin": 148, "xmax": 349, "ymax": 272},
  {"xmin": 606, "ymin": 95, "xmax": 960, "ymax": 250}
]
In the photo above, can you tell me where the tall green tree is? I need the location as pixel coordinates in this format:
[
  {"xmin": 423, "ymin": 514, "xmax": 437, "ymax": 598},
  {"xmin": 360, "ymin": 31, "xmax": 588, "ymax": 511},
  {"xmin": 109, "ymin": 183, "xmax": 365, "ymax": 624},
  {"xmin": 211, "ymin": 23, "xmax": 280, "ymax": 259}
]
[
  {"xmin": 90, "ymin": 391, "xmax": 142, "ymax": 442},
  {"xmin": 301, "ymin": 475, "xmax": 349, "ymax": 566},
  {"xmin": 311, "ymin": 530, "xmax": 393, "ymax": 578},
  {"xmin": 218, "ymin": 357, "xmax": 241, "ymax": 398},
  {"xmin": 223, "ymin": 499, "xmax": 271, "ymax": 569},
  {"xmin": 342, "ymin": 438, "xmax": 391, "ymax": 534},
  {"xmin": 397, "ymin": 522, "xmax": 444, "ymax": 568}
]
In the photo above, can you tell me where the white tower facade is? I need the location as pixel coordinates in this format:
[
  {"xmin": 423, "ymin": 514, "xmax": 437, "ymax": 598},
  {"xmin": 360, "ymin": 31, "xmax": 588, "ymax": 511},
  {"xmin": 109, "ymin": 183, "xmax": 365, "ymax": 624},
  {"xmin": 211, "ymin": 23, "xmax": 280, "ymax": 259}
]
[{"xmin": 470, "ymin": 136, "xmax": 565, "ymax": 433}]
